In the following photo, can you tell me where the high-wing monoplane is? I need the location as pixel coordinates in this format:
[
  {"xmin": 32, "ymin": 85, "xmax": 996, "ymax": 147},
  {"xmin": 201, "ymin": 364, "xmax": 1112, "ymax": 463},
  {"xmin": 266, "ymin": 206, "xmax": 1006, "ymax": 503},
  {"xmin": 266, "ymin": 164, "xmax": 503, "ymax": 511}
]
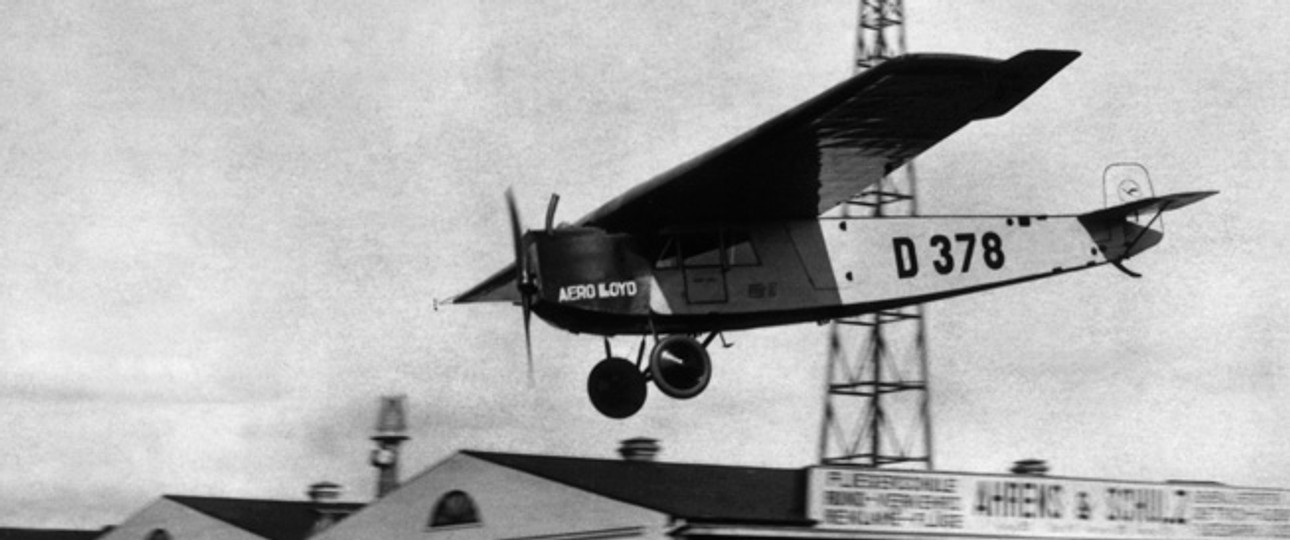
[{"xmin": 448, "ymin": 50, "xmax": 1216, "ymax": 419}]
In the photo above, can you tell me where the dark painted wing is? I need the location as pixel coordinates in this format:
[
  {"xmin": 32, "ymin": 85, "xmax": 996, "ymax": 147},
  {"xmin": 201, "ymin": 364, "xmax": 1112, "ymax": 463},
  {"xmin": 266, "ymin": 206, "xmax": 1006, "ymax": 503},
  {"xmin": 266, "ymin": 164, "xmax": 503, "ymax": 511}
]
[{"xmin": 577, "ymin": 50, "xmax": 1081, "ymax": 235}]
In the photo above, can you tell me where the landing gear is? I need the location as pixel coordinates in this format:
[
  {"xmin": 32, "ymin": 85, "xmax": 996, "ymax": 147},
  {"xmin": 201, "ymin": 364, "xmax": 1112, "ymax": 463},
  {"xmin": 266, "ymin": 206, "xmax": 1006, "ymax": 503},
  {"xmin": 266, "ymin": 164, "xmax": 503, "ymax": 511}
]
[
  {"xmin": 586, "ymin": 334, "xmax": 715, "ymax": 419},
  {"xmin": 649, "ymin": 335, "xmax": 712, "ymax": 399},
  {"xmin": 586, "ymin": 357, "xmax": 647, "ymax": 419}
]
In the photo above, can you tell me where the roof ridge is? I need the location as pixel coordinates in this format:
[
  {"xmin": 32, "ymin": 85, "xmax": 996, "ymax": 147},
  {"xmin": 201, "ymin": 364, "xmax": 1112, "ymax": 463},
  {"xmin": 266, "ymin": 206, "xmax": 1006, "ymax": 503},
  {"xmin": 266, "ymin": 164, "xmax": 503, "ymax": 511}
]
[
  {"xmin": 163, "ymin": 494, "xmax": 362, "ymax": 507},
  {"xmin": 163, "ymin": 495, "xmax": 364, "ymax": 540},
  {"xmin": 162, "ymin": 497, "xmax": 272, "ymax": 540},
  {"xmin": 462, "ymin": 449, "xmax": 803, "ymax": 472}
]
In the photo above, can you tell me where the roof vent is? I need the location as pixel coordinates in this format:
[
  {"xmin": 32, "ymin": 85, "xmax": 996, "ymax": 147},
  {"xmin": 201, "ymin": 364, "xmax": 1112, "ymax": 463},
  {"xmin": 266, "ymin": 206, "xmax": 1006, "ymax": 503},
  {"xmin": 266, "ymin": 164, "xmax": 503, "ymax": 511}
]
[
  {"xmin": 1010, "ymin": 459, "xmax": 1050, "ymax": 476},
  {"xmin": 307, "ymin": 481, "xmax": 343, "ymax": 502},
  {"xmin": 618, "ymin": 437, "xmax": 661, "ymax": 462},
  {"xmin": 307, "ymin": 482, "xmax": 347, "ymax": 535}
]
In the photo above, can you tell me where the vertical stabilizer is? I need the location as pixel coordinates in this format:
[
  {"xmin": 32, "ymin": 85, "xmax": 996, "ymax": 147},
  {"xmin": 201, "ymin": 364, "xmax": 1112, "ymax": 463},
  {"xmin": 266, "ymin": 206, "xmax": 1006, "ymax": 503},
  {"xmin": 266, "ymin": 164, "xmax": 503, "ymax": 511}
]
[
  {"xmin": 1102, "ymin": 162, "xmax": 1162, "ymax": 245},
  {"xmin": 1103, "ymin": 163, "xmax": 1155, "ymax": 207}
]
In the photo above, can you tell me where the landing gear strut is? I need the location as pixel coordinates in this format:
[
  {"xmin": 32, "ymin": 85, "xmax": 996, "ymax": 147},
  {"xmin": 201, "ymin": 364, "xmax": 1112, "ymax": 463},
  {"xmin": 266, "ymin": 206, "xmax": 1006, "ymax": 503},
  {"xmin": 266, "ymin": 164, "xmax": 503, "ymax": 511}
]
[{"xmin": 586, "ymin": 334, "xmax": 715, "ymax": 419}]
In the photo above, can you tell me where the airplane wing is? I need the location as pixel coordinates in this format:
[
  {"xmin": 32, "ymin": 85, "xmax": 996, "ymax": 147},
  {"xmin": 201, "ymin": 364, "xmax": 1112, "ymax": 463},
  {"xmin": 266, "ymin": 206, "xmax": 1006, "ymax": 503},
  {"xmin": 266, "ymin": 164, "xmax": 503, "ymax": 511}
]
[
  {"xmin": 451, "ymin": 49, "xmax": 1079, "ymax": 304},
  {"xmin": 577, "ymin": 49, "xmax": 1081, "ymax": 235}
]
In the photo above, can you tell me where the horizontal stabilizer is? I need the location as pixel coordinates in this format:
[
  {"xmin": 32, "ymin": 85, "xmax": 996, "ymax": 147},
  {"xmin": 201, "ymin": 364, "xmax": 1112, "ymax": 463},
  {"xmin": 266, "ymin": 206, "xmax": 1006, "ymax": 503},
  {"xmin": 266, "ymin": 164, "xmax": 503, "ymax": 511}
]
[{"xmin": 1079, "ymin": 191, "xmax": 1218, "ymax": 224}]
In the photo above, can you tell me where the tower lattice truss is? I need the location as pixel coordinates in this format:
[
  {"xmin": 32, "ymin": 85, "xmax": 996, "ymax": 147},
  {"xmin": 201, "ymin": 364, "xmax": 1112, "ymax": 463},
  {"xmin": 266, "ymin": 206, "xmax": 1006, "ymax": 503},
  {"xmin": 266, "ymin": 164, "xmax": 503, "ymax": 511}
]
[{"xmin": 818, "ymin": 0, "xmax": 933, "ymax": 468}]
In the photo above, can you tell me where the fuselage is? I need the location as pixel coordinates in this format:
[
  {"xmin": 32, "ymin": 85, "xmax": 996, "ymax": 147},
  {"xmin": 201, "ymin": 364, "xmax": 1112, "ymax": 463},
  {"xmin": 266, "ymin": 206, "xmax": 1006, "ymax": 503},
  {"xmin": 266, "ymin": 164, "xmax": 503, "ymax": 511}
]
[{"xmin": 527, "ymin": 212, "xmax": 1156, "ymax": 336}]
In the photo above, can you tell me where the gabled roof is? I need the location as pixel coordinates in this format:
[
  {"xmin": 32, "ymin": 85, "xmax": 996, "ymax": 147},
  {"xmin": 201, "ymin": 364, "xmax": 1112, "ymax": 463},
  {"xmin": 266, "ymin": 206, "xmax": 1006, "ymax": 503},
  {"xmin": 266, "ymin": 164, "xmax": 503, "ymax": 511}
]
[
  {"xmin": 463, "ymin": 451, "xmax": 810, "ymax": 526},
  {"xmin": 0, "ymin": 528, "xmax": 104, "ymax": 540},
  {"xmin": 164, "ymin": 496, "xmax": 364, "ymax": 540}
]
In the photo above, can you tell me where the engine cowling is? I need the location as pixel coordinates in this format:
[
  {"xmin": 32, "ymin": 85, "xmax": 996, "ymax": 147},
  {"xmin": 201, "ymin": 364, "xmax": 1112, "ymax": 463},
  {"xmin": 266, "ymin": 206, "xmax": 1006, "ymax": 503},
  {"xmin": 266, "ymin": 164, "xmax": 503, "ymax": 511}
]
[
  {"xmin": 649, "ymin": 335, "xmax": 712, "ymax": 399},
  {"xmin": 530, "ymin": 227, "xmax": 650, "ymax": 314}
]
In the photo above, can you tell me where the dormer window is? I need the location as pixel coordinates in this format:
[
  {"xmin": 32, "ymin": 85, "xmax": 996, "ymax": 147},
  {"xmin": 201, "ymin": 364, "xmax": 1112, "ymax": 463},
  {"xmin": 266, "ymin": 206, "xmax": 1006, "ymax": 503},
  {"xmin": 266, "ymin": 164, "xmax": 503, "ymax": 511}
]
[{"xmin": 428, "ymin": 490, "xmax": 480, "ymax": 529}]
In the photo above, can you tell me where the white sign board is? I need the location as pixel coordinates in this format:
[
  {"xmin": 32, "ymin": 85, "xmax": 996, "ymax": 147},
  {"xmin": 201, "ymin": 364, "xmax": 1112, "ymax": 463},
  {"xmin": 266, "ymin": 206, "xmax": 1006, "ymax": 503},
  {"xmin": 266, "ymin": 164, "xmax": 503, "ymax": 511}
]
[{"xmin": 808, "ymin": 467, "xmax": 1290, "ymax": 539}]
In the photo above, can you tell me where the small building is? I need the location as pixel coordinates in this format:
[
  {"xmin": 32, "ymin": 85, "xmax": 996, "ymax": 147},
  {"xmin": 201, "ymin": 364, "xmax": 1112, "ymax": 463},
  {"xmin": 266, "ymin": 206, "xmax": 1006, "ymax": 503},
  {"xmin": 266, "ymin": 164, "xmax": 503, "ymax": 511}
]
[
  {"xmin": 314, "ymin": 446, "xmax": 805, "ymax": 540},
  {"xmin": 97, "ymin": 489, "xmax": 362, "ymax": 540},
  {"xmin": 314, "ymin": 442, "xmax": 1290, "ymax": 540}
]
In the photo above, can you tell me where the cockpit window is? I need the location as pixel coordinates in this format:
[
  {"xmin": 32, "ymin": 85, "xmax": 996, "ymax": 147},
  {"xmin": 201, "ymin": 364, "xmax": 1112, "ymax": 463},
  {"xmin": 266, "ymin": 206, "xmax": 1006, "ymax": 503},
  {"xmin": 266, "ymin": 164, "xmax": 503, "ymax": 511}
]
[{"xmin": 655, "ymin": 237, "xmax": 681, "ymax": 269}]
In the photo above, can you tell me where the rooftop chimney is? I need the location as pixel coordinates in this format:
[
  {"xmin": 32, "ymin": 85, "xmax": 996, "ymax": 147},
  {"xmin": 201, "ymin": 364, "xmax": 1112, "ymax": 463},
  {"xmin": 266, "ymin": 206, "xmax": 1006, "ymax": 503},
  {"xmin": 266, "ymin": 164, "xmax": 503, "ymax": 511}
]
[
  {"xmin": 1010, "ymin": 459, "xmax": 1050, "ymax": 476},
  {"xmin": 307, "ymin": 482, "xmax": 346, "ymax": 535},
  {"xmin": 618, "ymin": 437, "xmax": 661, "ymax": 462}
]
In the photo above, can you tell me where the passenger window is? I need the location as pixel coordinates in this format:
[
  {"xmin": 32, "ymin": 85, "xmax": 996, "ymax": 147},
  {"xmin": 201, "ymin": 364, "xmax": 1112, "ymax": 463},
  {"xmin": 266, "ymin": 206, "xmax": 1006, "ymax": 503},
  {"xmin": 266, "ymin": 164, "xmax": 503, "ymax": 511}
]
[
  {"xmin": 723, "ymin": 229, "xmax": 759, "ymax": 266},
  {"xmin": 681, "ymin": 232, "xmax": 722, "ymax": 267}
]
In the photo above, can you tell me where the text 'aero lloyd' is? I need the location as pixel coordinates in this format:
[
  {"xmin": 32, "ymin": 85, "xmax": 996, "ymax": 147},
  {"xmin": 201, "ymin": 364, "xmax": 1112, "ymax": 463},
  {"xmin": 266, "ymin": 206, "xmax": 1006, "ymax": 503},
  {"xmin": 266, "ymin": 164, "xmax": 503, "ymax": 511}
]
[{"xmin": 558, "ymin": 281, "xmax": 639, "ymax": 303}]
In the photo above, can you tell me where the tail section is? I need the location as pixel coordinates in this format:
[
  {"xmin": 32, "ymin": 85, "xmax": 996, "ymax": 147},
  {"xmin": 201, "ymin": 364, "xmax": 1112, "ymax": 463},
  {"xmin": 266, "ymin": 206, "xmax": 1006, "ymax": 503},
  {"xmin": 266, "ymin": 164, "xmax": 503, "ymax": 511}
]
[{"xmin": 1081, "ymin": 163, "xmax": 1217, "ymax": 273}]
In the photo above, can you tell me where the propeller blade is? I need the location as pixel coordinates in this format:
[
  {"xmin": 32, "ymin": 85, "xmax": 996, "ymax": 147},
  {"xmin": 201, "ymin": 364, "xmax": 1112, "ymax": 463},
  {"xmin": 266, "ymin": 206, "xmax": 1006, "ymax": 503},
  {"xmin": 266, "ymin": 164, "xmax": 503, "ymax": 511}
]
[
  {"xmin": 505, "ymin": 188, "xmax": 527, "ymax": 281},
  {"xmin": 522, "ymin": 293, "xmax": 534, "ymax": 384},
  {"xmin": 506, "ymin": 188, "xmax": 536, "ymax": 384}
]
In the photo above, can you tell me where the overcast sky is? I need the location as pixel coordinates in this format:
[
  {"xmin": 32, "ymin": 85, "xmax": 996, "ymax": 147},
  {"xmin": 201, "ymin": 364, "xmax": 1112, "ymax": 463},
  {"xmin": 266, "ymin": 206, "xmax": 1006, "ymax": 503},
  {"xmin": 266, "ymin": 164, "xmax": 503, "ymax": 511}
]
[{"xmin": 2, "ymin": 0, "xmax": 1288, "ymax": 529}]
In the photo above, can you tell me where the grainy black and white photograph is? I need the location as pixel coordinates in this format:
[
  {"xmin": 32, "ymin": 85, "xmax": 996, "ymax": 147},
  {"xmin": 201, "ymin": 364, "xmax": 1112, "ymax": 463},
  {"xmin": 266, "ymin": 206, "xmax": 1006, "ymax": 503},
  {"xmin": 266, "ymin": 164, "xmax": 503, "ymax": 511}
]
[{"xmin": 1, "ymin": 1, "xmax": 1285, "ymax": 539}]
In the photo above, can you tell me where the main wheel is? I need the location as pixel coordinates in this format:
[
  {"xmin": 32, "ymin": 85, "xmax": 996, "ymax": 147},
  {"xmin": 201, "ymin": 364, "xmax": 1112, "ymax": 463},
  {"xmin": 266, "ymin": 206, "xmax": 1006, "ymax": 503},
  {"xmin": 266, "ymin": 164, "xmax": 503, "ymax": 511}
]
[
  {"xmin": 649, "ymin": 335, "xmax": 712, "ymax": 399},
  {"xmin": 587, "ymin": 357, "xmax": 647, "ymax": 419}
]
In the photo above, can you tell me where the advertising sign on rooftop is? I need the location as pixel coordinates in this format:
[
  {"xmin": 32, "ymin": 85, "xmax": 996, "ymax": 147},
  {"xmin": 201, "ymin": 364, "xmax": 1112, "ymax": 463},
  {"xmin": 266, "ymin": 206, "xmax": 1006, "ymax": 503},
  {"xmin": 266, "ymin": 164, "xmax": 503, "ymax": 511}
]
[{"xmin": 807, "ymin": 467, "xmax": 1290, "ymax": 539}]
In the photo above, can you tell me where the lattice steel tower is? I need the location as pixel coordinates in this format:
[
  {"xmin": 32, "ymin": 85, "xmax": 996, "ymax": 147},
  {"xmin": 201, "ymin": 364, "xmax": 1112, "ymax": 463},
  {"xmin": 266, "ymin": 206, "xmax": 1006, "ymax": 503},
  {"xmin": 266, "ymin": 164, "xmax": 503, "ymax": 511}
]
[{"xmin": 817, "ymin": 0, "xmax": 934, "ymax": 468}]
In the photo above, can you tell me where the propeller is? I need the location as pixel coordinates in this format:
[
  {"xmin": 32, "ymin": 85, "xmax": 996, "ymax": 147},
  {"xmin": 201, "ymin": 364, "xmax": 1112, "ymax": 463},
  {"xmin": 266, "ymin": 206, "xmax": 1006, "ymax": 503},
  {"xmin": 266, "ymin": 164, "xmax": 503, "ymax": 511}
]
[{"xmin": 506, "ymin": 189, "xmax": 536, "ymax": 382}]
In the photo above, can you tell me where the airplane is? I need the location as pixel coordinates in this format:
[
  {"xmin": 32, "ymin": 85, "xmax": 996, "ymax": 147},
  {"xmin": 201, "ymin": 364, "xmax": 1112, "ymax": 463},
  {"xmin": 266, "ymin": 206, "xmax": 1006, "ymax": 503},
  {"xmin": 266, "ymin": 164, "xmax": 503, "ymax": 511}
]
[{"xmin": 446, "ymin": 49, "xmax": 1216, "ymax": 419}]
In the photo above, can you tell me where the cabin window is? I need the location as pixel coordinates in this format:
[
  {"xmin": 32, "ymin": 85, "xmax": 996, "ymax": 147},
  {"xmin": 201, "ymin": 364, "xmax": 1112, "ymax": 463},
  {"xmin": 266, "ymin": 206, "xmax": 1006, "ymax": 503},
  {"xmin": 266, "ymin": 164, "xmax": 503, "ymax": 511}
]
[
  {"xmin": 428, "ymin": 490, "xmax": 481, "ymax": 529},
  {"xmin": 655, "ymin": 229, "xmax": 758, "ymax": 269},
  {"xmin": 146, "ymin": 530, "xmax": 172, "ymax": 540},
  {"xmin": 722, "ymin": 229, "xmax": 758, "ymax": 267},
  {"xmin": 681, "ymin": 231, "xmax": 722, "ymax": 267}
]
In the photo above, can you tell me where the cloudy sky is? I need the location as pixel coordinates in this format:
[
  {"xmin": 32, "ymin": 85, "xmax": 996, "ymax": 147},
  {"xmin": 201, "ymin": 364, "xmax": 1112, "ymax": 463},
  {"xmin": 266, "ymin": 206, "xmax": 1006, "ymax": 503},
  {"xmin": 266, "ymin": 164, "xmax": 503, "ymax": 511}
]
[{"xmin": 2, "ymin": 0, "xmax": 1288, "ymax": 529}]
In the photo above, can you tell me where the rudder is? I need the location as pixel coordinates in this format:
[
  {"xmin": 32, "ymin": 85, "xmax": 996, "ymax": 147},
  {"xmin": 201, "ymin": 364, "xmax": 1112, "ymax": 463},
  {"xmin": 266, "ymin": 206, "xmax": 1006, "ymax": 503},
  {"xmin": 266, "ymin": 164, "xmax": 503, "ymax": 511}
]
[{"xmin": 1104, "ymin": 162, "xmax": 1155, "ymax": 208}]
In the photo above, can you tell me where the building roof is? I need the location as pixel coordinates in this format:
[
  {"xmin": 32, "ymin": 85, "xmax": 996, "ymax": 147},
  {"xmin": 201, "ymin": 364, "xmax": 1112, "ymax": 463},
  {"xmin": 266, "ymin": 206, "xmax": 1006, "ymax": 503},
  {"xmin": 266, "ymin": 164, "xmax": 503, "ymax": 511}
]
[
  {"xmin": 463, "ymin": 451, "xmax": 810, "ymax": 526},
  {"xmin": 0, "ymin": 528, "xmax": 104, "ymax": 540},
  {"xmin": 164, "ymin": 496, "xmax": 364, "ymax": 540}
]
